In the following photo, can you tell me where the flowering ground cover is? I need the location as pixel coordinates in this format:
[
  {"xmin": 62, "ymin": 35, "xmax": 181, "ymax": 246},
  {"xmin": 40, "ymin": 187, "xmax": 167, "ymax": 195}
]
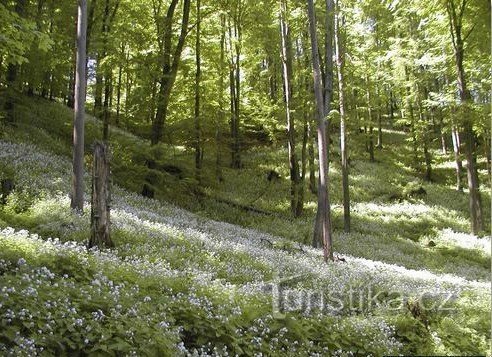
[{"xmin": 0, "ymin": 96, "xmax": 490, "ymax": 355}]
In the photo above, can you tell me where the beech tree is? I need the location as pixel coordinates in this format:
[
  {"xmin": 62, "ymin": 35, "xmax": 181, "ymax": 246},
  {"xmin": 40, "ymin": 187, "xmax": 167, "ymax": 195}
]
[
  {"xmin": 445, "ymin": 0, "xmax": 483, "ymax": 234},
  {"xmin": 308, "ymin": 0, "xmax": 333, "ymax": 262},
  {"xmin": 71, "ymin": 0, "xmax": 88, "ymax": 212}
]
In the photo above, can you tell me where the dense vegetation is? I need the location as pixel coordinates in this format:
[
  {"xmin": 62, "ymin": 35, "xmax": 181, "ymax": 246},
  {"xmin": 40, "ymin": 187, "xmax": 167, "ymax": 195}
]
[{"xmin": 0, "ymin": 0, "xmax": 490, "ymax": 355}]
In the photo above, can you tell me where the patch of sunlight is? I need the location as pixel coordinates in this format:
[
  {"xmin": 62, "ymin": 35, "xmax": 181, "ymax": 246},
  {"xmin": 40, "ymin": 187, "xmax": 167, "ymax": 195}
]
[
  {"xmin": 381, "ymin": 128, "xmax": 406, "ymax": 135},
  {"xmin": 353, "ymin": 201, "xmax": 432, "ymax": 216},
  {"xmin": 436, "ymin": 228, "xmax": 491, "ymax": 254},
  {"xmin": 434, "ymin": 161, "xmax": 459, "ymax": 169}
]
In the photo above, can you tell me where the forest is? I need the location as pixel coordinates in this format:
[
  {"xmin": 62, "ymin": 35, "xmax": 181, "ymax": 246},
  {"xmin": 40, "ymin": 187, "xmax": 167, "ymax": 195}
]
[{"xmin": 0, "ymin": 0, "xmax": 490, "ymax": 355}]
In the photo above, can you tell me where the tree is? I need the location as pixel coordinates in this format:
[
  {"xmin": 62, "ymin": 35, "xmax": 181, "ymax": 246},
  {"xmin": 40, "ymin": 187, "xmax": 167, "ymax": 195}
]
[
  {"xmin": 334, "ymin": 0, "xmax": 350, "ymax": 232},
  {"xmin": 445, "ymin": 0, "xmax": 483, "ymax": 234},
  {"xmin": 151, "ymin": 0, "xmax": 191, "ymax": 145},
  {"xmin": 71, "ymin": 0, "xmax": 88, "ymax": 212},
  {"xmin": 279, "ymin": 0, "xmax": 302, "ymax": 217},
  {"xmin": 2, "ymin": 0, "xmax": 28, "ymax": 123},
  {"xmin": 307, "ymin": 0, "xmax": 333, "ymax": 262},
  {"xmin": 194, "ymin": 0, "xmax": 203, "ymax": 181}
]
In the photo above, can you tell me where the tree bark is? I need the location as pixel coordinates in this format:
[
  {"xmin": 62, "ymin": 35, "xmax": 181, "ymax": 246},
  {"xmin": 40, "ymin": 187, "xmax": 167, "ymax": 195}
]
[
  {"xmin": 280, "ymin": 0, "xmax": 301, "ymax": 217},
  {"xmin": 365, "ymin": 76, "xmax": 375, "ymax": 162},
  {"xmin": 89, "ymin": 142, "xmax": 113, "ymax": 248},
  {"xmin": 71, "ymin": 0, "xmax": 88, "ymax": 212},
  {"xmin": 334, "ymin": 0, "xmax": 350, "ymax": 232},
  {"xmin": 308, "ymin": 0, "xmax": 333, "ymax": 262},
  {"xmin": 3, "ymin": 0, "xmax": 27, "ymax": 123},
  {"xmin": 194, "ymin": 0, "xmax": 203, "ymax": 182},
  {"xmin": 216, "ymin": 14, "xmax": 226, "ymax": 182},
  {"xmin": 446, "ymin": 0, "xmax": 483, "ymax": 234},
  {"xmin": 151, "ymin": 0, "xmax": 191, "ymax": 145}
]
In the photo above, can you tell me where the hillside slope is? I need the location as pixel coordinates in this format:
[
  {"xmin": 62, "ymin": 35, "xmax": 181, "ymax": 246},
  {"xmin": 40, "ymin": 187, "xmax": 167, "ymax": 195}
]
[{"xmin": 0, "ymin": 95, "xmax": 490, "ymax": 355}]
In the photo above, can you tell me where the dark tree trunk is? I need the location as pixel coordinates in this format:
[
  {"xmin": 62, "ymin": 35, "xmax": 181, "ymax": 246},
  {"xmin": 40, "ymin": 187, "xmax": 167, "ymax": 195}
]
[
  {"xmin": 3, "ymin": 0, "xmax": 27, "ymax": 123},
  {"xmin": 89, "ymin": 142, "xmax": 113, "ymax": 248},
  {"xmin": 151, "ymin": 0, "xmax": 191, "ymax": 145},
  {"xmin": 115, "ymin": 60, "xmax": 123, "ymax": 125},
  {"xmin": 102, "ymin": 73, "xmax": 111, "ymax": 141}
]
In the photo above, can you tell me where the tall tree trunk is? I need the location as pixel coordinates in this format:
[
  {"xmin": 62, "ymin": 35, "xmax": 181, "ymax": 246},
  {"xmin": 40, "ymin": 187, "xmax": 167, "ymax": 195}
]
[
  {"xmin": 144, "ymin": 0, "xmax": 191, "ymax": 198},
  {"xmin": 308, "ymin": 0, "xmax": 333, "ymax": 262},
  {"xmin": 3, "ymin": 0, "xmax": 27, "ymax": 123},
  {"xmin": 67, "ymin": 65, "xmax": 76, "ymax": 108},
  {"xmin": 216, "ymin": 14, "xmax": 226, "ymax": 182},
  {"xmin": 71, "ymin": 0, "xmax": 88, "ymax": 212},
  {"xmin": 376, "ymin": 89, "xmax": 383, "ymax": 149},
  {"xmin": 314, "ymin": 0, "xmax": 335, "ymax": 245},
  {"xmin": 451, "ymin": 126, "xmax": 464, "ymax": 191},
  {"xmin": 232, "ymin": 4, "xmax": 242, "ymax": 169},
  {"xmin": 280, "ymin": 0, "xmax": 301, "ymax": 217},
  {"xmin": 102, "ymin": 73, "xmax": 111, "ymax": 141},
  {"xmin": 194, "ymin": 0, "xmax": 203, "ymax": 182},
  {"xmin": 404, "ymin": 67, "xmax": 418, "ymax": 168},
  {"xmin": 446, "ymin": 0, "xmax": 482, "ymax": 234},
  {"xmin": 334, "ymin": 0, "xmax": 350, "ymax": 232},
  {"xmin": 151, "ymin": 0, "xmax": 191, "ymax": 145},
  {"xmin": 365, "ymin": 76, "xmax": 375, "ymax": 162},
  {"xmin": 308, "ymin": 117, "xmax": 317, "ymax": 194},
  {"xmin": 115, "ymin": 60, "xmax": 123, "ymax": 126}
]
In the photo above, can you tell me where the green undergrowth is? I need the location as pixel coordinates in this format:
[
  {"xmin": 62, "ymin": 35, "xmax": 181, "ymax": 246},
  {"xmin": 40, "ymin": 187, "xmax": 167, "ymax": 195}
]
[{"xmin": 0, "ymin": 93, "xmax": 490, "ymax": 355}]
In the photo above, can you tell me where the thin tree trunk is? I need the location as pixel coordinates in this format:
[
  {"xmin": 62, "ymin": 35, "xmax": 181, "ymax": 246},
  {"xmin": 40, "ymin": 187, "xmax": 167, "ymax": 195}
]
[
  {"xmin": 103, "ymin": 73, "xmax": 111, "ymax": 141},
  {"xmin": 377, "ymin": 96, "xmax": 383, "ymax": 149},
  {"xmin": 452, "ymin": 126, "xmax": 464, "ymax": 191},
  {"xmin": 71, "ymin": 0, "xmax": 87, "ymax": 212},
  {"xmin": 216, "ymin": 14, "xmax": 226, "ymax": 182},
  {"xmin": 308, "ymin": 0, "xmax": 333, "ymax": 262},
  {"xmin": 446, "ymin": 0, "xmax": 483, "ymax": 234},
  {"xmin": 232, "ymin": 4, "xmax": 242, "ymax": 169},
  {"xmin": 280, "ymin": 0, "xmax": 301, "ymax": 217},
  {"xmin": 194, "ymin": 0, "xmax": 203, "ymax": 182},
  {"xmin": 308, "ymin": 117, "xmax": 317, "ymax": 194},
  {"xmin": 3, "ymin": 0, "xmax": 27, "ymax": 122},
  {"xmin": 365, "ymin": 76, "xmax": 375, "ymax": 162},
  {"xmin": 115, "ymin": 60, "xmax": 122, "ymax": 126},
  {"xmin": 335, "ymin": 0, "xmax": 350, "ymax": 232}
]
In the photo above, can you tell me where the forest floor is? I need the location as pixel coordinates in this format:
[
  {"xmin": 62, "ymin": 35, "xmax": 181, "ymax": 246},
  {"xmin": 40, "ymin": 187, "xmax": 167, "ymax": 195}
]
[{"xmin": 0, "ymin": 94, "xmax": 490, "ymax": 355}]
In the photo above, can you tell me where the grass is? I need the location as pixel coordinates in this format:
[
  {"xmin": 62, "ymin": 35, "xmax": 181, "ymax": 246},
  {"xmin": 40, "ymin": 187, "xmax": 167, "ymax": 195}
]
[{"xmin": 0, "ymin": 92, "xmax": 490, "ymax": 355}]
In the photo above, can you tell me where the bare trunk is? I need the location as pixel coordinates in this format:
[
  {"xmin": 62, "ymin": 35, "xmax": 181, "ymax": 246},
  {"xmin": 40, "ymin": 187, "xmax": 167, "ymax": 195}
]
[
  {"xmin": 102, "ymin": 73, "xmax": 111, "ymax": 141},
  {"xmin": 194, "ymin": 0, "xmax": 203, "ymax": 181},
  {"xmin": 71, "ymin": 0, "xmax": 87, "ymax": 212},
  {"xmin": 216, "ymin": 14, "xmax": 226, "ymax": 182},
  {"xmin": 365, "ymin": 76, "xmax": 375, "ymax": 162},
  {"xmin": 452, "ymin": 127, "xmax": 464, "ymax": 191},
  {"xmin": 280, "ymin": 0, "xmax": 301, "ymax": 217},
  {"xmin": 446, "ymin": 0, "xmax": 483, "ymax": 233},
  {"xmin": 89, "ymin": 142, "xmax": 113, "ymax": 248},
  {"xmin": 151, "ymin": 0, "xmax": 191, "ymax": 145},
  {"xmin": 334, "ymin": 0, "xmax": 350, "ymax": 232},
  {"xmin": 115, "ymin": 61, "xmax": 122, "ymax": 125},
  {"xmin": 308, "ymin": 0, "xmax": 333, "ymax": 261}
]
